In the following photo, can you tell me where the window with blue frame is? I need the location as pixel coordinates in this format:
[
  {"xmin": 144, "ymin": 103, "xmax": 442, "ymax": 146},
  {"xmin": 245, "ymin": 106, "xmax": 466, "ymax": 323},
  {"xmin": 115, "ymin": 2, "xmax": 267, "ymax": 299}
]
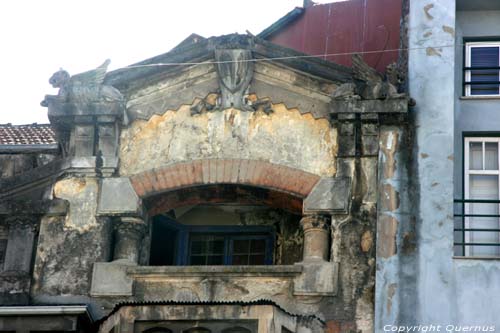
[
  {"xmin": 464, "ymin": 41, "xmax": 500, "ymax": 96},
  {"xmin": 150, "ymin": 215, "xmax": 274, "ymax": 266}
]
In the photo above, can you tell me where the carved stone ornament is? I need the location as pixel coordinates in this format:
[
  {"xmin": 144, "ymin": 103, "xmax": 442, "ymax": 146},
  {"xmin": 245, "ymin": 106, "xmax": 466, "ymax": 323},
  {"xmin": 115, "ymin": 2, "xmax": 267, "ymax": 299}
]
[
  {"xmin": 300, "ymin": 214, "xmax": 330, "ymax": 232},
  {"xmin": 215, "ymin": 49, "xmax": 254, "ymax": 110},
  {"xmin": 333, "ymin": 54, "xmax": 406, "ymax": 101},
  {"xmin": 41, "ymin": 59, "xmax": 124, "ymax": 107},
  {"xmin": 113, "ymin": 217, "xmax": 147, "ymax": 238},
  {"xmin": 5, "ymin": 215, "xmax": 39, "ymax": 232}
]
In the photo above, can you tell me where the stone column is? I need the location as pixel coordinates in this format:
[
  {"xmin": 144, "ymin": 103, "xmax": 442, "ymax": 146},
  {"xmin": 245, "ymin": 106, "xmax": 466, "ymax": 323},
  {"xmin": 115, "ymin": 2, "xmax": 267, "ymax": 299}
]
[
  {"xmin": 295, "ymin": 214, "xmax": 337, "ymax": 296},
  {"xmin": 301, "ymin": 214, "xmax": 330, "ymax": 262},
  {"xmin": 113, "ymin": 217, "xmax": 147, "ymax": 264}
]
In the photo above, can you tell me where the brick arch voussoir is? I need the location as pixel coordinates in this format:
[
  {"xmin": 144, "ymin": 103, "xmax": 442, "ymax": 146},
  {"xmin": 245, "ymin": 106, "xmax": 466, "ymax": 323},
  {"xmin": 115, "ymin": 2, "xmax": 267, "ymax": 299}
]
[{"xmin": 129, "ymin": 159, "xmax": 320, "ymax": 199}]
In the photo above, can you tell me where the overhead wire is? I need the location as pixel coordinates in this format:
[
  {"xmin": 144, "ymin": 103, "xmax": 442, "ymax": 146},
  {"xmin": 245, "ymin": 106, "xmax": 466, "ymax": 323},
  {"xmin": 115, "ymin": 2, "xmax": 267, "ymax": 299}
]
[{"xmin": 120, "ymin": 43, "xmax": 457, "ymax": 70}]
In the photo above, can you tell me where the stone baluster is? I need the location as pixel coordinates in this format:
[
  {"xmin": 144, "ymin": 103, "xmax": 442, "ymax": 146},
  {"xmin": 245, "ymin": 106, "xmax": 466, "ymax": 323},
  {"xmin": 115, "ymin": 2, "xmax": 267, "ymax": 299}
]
[
  {"xmin": 113, "ymin": 217, "xmax": 147, "ymax": 264},
  {"xmin": 300, "ymin": 214, "xmax": 330, "ymax": 262}
]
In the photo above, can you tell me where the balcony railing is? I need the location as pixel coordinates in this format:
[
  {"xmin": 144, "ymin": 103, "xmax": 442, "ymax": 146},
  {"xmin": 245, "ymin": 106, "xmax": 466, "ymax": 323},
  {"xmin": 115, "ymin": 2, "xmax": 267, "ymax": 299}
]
[
  {"xmin": 454, "ymin": 199, "xmax": 500, "ymax": 256},
  {"xmin": 463, "ymin": 66, "xmax": 500, "ymax": 95}
]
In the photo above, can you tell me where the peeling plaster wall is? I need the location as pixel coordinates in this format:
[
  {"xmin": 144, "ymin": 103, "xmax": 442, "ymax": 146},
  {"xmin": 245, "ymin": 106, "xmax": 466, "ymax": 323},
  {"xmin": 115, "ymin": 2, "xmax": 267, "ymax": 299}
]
[
  {"xmin": 407, "ymin": 0, "xmax": 456, "ymax": 326},
  {"xmin": 31, "ymin": 178, "xmax": 113, "ymax": 300},
  {"xmin": 375, "ymin": 126, "xmax": 415, "ymax": 330},
  {"xmin": 119, "ymin": 104, "xmax": 337, "ymax": 177}
]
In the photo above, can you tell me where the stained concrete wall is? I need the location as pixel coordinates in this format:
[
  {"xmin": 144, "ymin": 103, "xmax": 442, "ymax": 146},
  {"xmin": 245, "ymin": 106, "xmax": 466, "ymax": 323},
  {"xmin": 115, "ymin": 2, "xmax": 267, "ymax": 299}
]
[
  {"xmin": 375, "ymin": 126, "xmax": 415, "ymax": 329},
  {"xmin": 379, "ymin": 1, "xmax": 500, "ymax": 329},
  {"xmin": 405, "ymin": 0, "xmax": 456, "ymax": 326},
  {"xmin": 452, "ymin": 8, "xmax": 500, "ymax": 327}
]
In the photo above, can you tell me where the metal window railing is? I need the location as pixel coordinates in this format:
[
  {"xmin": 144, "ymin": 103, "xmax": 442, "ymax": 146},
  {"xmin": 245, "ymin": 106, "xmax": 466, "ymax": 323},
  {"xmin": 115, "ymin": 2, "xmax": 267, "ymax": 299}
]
[
  {"xmin": 454, "ymin": 199, "xmax": 500, "ymax": 256},
  {"xmin": 463, "ymin": 66, "xmax": 500, "ymax": 94}
]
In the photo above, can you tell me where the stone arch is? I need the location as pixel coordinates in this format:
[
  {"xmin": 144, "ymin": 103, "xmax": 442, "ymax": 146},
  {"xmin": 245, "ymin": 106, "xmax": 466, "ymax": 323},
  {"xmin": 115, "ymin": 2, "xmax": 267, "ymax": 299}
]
[
  {"xmin": 145, "ymin": 184, "xmax": 304, "ymax": 215},
  {"xmin": 129, "ymin": 158, "xmax": 320, "ymax": 200}
]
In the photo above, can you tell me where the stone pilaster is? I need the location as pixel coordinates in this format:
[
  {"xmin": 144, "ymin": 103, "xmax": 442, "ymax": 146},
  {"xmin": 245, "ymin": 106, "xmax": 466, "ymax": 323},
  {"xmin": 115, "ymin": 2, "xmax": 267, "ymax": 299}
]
[
  {"xmin": 4, "ymin": 215, "xmax": 39, "ymax": 273},
  {"xmin": 113, "ymin": 217, "xmax": 147, "ymax": 264}
]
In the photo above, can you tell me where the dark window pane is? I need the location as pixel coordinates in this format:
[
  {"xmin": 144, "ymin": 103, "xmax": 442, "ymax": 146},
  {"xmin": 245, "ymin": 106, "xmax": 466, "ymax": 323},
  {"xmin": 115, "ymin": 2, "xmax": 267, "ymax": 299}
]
[
  {"xmin": 150, "ymin": 217, "xmax": 178, "ymax": 266},
  {"xmin": 207, "ymin": 240, "xmax": 224, "ymax": 254},
  {"xmin": 470, "ymin": 46, "xmax": 499, "ymax": 95},
  {"xmin": 207, "ymin": 255, "xmax": 224, "ymax": 265},
  {"xmin": 233, "ymin": 239, "xmax": 250, "ymax": 253},
  {"xmin": 191, "ymin": 241, "xmax": 205, "ymax": 254},
  {"xmin": 190, "ymin": 256, "xmax": 206, "ymax": 265},
  {"xmin": 471, "ymin": 47, "xmax": 499, "ymax": 67},
  {"xmin": 249, "ymin": 254, "xmax": 266, "ymax": 265},
  {"xmin": 189, "ymin": 235, "xmax": 225, "ymax": 265},
  {"xmin": 250, "ymin": 239, "xmax": 265, "ymax": 253},
  {"xmin": 232, "ymin": 254, "xmax": 249, "ymax": 265},
  {"xmin": 187, "ymin": 231, "xmax": 272, "ymax": 266}
]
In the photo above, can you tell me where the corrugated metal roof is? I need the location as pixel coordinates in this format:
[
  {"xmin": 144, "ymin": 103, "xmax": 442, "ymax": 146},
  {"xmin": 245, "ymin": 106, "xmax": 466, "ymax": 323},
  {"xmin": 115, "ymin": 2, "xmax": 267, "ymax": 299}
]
[{"xmin": 259, "ymin": 0, "xmax": 402, "ymax": 73}]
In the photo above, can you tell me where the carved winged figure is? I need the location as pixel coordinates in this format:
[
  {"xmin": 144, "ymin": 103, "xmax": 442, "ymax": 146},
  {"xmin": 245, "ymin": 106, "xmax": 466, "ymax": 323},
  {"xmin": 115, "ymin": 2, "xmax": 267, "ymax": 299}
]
[
  {"xmin": 351, "ymin": 54, "xmax": 404, "ymax": 100},
  {"xmin": 41, "ymin": 59, "xmax": 123, "ymax": 106}
]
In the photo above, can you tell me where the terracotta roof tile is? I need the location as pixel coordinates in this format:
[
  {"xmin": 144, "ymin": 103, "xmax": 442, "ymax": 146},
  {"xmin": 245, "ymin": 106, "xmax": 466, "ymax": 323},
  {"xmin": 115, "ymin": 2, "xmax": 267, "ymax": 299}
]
[{"xmin": 0, "ymin": 123, "xmax": 57, "ymax": 146}]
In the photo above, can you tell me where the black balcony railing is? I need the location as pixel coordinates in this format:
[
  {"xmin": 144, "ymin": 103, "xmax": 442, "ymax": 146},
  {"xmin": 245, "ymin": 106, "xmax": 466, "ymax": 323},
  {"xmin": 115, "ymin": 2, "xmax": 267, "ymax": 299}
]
[{"xmin": 454, "ymin": 199, "xmax": 500, "ymax": 256}]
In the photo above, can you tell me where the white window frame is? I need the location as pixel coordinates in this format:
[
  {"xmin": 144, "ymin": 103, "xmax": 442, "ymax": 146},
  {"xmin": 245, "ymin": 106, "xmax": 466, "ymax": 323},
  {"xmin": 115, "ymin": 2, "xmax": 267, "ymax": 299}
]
[
  {"xmin": 464, "ymin": 137, "xmax": 500, "ymax": 256},
  {"xmin": 465, "ymin": 42, "xmax": 500, "ymax": 97}
]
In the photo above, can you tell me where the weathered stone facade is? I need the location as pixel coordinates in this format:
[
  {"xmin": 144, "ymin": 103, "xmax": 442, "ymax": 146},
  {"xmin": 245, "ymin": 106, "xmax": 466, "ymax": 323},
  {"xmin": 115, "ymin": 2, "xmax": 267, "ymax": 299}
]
[{"xmin": 0, "ymin": 34, "xmax": 408, "ymax": 332}]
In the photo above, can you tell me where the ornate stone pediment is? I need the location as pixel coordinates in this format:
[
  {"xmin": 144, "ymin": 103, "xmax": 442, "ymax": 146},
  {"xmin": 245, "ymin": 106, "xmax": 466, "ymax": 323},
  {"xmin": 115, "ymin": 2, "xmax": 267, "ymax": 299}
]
[{"xmin": 215, "ymin": 49, "xmax": 254, "ymax": 110}]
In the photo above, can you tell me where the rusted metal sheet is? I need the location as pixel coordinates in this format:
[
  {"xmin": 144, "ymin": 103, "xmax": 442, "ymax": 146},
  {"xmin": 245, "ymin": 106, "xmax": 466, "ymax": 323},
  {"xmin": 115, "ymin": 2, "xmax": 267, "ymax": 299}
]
[{"xmin": 268, "ymin": 0, "xmax": 402, "ymax": 72}]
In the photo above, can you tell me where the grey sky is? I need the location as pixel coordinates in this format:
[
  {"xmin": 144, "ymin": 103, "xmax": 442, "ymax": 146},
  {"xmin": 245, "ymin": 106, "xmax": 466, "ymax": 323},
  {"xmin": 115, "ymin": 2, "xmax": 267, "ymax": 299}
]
[{"xmin": 0, "ymin": 0, "xmax": 308, "ymax": 125}]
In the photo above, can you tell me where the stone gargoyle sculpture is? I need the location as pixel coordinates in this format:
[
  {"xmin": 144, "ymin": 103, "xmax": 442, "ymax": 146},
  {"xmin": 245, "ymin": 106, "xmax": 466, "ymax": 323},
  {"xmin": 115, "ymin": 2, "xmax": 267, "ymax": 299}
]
[
  {"xmin": 332, "ymin": 54, "xmax": 405, "ymax": 100},
  {"xmin": 41, "ymin": 59, "xmax": 123, "ymax": 107}
]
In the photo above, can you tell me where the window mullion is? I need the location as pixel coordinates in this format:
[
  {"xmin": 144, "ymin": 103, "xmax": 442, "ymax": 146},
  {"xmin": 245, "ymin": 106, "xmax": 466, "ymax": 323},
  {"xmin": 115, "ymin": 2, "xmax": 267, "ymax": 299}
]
[
  {"xmin": 483, "ymin": 141, "xmax": 486, "ymax": 171},
  {"xmin": 224, "ymin": 237, "xmax": 231, "ymax": 265}
]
